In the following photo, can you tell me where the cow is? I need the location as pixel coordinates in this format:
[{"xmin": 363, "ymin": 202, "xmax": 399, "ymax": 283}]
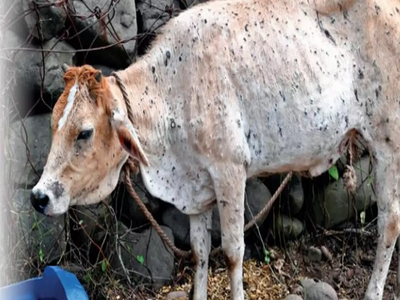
[{"xmin": 29, "ymin": 0, "xmax": 400, "ymax": 299}]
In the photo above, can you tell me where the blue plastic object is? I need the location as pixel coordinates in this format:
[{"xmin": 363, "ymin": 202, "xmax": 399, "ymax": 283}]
[{"xmin": 0, "ymin": 266, "xmax": 89, "ymax": 300}]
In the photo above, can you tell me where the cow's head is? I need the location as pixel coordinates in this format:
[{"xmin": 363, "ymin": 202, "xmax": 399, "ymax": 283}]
[{"xmin": 30, "ymin": 64, "xmax": 148, "ymax": 216}]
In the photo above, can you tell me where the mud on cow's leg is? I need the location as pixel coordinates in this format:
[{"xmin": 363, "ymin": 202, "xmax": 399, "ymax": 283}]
[
  {"xmin": 211, "ymin": 163, "xmax": 246, "ymax": 300},
  {"xmin": 189, "ymin": 209, "xmax": 212, "ymax": 300},
  {"xmin": 364, "ymin": 157, "xmax": 400, "ymax": 300}
]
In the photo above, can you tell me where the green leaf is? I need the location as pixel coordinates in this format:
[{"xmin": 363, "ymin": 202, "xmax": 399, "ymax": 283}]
[
  {"xmin": 32, "ymin": 222, "xmax": 38, "ymax": 231},
  {"xmin": 83, "ymin": 273, "xmax": 92, "ymax": 284},
  {"xmin": 101, "ymin": 260, "xmax": 107, "ymax": 272},
  {"xmin": 39, "ymin": 249, "xmax": 44, "ymax": 262},
  {"xmin": 263, "ymin": 248, "xmax": 270, "ymax": 264},
  {"xmin": 328, "ymin": 165, "xmax": 339, "ymax": 180},
  {"xmin": 137, "ymin": 255, "xmax": 144, "ymax": 264},
  {"xmin": 360, "ymin": 211, "xmax": 366, "ymax": 226}
]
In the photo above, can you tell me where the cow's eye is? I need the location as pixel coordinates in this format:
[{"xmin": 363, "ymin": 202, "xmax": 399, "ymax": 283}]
[{"xmin": 77, "ymin": 129, "xmax": 93, "ymax": 141}]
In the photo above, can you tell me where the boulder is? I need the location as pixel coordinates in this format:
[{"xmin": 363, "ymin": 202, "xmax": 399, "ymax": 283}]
[
  {"xmin": 137, "ymin": 0, "xmax": 179, "ymax": 33},
  {"xmin": 8, "ymin": 113, "xmax": 52, "ymax": 187},
  {"xmin": 1, "ymin": 0, "xmax": 27, "ymax": 36},
  {"xmin": 166, "ymin": 291, "xmax": 187, "ymax": 300},
  {"xmin": 112, "ymin": 174, "xmax": 160, "ymax": 228},
  {"xmin": 283, "ymin": 295, "xmax": 303, "ymax": 300},
  {"xmin": 110, "ymin": 222, "xmax": 175, "ymax": 287},
  {"xmin": 288, "ymin": 174, "xmax": 304, "ymax": 215},
  {"xmin": 69, "ymin": 203, "xmax": 111, "ymax": 259},
  {"xmin": 22, "ymin": 0, "xmax": 67, "ymax": 41},
  {"xmin": 179, "ymin": 0, "xmax": 209, "ymax": 8},
  {"xmin": 244, "ymin": 177, "xmax": 273, "ymax": 225},
  {"xmin": 161, "ymin": 205, "xmax": 190, "ymax": 247},
  {"xmin": 4, "ymin": 30, "xmax": 77, "ymax": 114},
  {"xmin": 92, "ymin": 64, "xmax": 116, "ymax": 76},
  {"xmin": 71, "ymin": 0, "xmax": 138, "ymax": 69},
  {"xmin": 212, "ymin": 177, "xmax": 272, "ymax": 244},
  {"xmin": 312, "ymin": 157, "xmax": 376, "ymax": 229},
  {"xmin": 262, "ymin": 173, "xmax": 304, "ymax": 216},
  {"xmin": 302, "ymin": 280, "xmax": 338, "ymax": 300},
  {"xmin": 275, "ymin": 215, "xmax": 304, "ymax": 240},
  {"xmin": 307, "ymin": 246, "xmax": 322, "ymax": 262}
]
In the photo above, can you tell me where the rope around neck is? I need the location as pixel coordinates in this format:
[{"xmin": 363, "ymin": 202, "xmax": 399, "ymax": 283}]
[{"xmin": 110, "ymin": 71, "xmax": 292, "ymax": 259}]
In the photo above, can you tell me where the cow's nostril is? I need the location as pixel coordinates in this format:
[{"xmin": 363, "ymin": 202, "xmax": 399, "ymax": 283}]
[
  {"xmin": 30, "ymin": 190, "xmax": 49, "ymax": 214},
  {"xmin": 37, "ymin": 193, "xmax": 49, "ymax": 207}
]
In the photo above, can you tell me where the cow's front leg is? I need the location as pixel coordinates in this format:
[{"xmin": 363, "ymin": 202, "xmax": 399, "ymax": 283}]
[
  {"xmin": 364, "ymin": 156, "xmax": 400, "ymax": 300},
  {"xmin": 211, "ymin": 163, "xmax": 246, "ymax": 300},
  {"xmin": 189, "ymin": 209, "xmax": 212, "ymax": 300}
]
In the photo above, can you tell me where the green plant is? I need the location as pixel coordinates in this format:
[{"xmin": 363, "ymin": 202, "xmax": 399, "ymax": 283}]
[{"xmin": 328, "ymin": 165, "xmax": 339, "ymax": 180}]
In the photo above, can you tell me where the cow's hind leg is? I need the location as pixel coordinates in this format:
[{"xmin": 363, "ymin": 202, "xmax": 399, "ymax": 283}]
[
  {"xmin": 211, "ymin": 163, "xmax": 246, "ymax": 300},
  {"xmin": 364, "ymin": 155, "xmax": 400, "ymax": 300},
  {"xmin": 189, "ymin": 209, "xmax": 212, "ymax": 300}
]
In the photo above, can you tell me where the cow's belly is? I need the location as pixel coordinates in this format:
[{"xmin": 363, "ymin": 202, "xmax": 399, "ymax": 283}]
[
  {"xmin": 244, "ymin": 87, "xmax": 367, "ymax": 178},
  {"xmin": 139, "ymin": 148, "xmax": 216, "ymax": 215},
  {"xmin": 246, "ymin": 123, "xmax": 359, "ymax": 178}
]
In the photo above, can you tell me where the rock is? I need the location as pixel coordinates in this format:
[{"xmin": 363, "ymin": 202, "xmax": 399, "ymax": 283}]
[
  {"xmin": 1, "ymin": 0, "xmax": 27, "ymax": 36},
  {"xmin": 275, "ymin": 215, "xmax": 304, "ymax": 240},
  {"xmin": 137, "ymin": 0, "xmax": 178, "ymax": 33},
  {"xmin": 299, "ymin": 278, "xmax": 318, "ymax": 291},
  {"xmin": 288, "ymin": 175, "xmax": 304, "ymax": 215},
  {"xmin": 262, "ymin": 173, "xmax": 304, "ymax": 216},
  {"xmin": 166, "ymin": 291, "xmax": 187, "ymax": 300},
  {"xmin": 321, "ymin": 245, "xmax": 333, "ymax": 261},
  {"xmin": 110, "ymin": 223, "xmax": 175, "ymax": 286},
  {"xmin": 244, "ymin": 245, "xmax": 252, "ymax": 261},
  {"xmin": 312, "ymin": 157, "xmax": 376, "ymax": 229},
  {"xmin": 70, "ymin": 203, "xmax": 110, "ymax": 258},
  {"xmin": 180, "ymin": 0, "xmax": 209, "ymax": 8},
  {"xmin": 112, "ymin": 174, "xmax": 160, "ymax": 228},
  {"xmin": 307, "ymin": 246, "xmax": 322, "ymax": 262},
  {"xmin": 284, "ymin": 295, "xmax": 303, "ymax": 300},
  {"xmin": 4, "ymin": 31, "xmax": 77, "ymax": 113},
  {"xmin": 92, "ymin": 64, "xmax": 116, "ymax": 76},
  {"xmin": 22, "ymin": 0, "xmax": 67, "ymax": 41},
  {"xmin": 38, "ymin": 39, "xmax": 78, "ymax": 105},
  {"xmin": 8, "ymin": 113, "xmax": 52, "ymax": 186},
  {"xmin": 212, "ymin": 178, "xmax": 272, "ymax": 244},
  {"xmin": 303, "ymin": 281, "xmax": 338, "ymax": 300},
  {"xmin": 71, "ymin": 0, "xmax": 138, "ymax": 69},
  {"xmin": 244, "ymin": 178, "xmax": 272, "ymax": 226},
  {"xmin": 162, "ymin": 206, "xmax": 190, "ymax": 247},
  {"xmin": 12, "ymin": 189, "xmax": 66, "ymax": 277},
  {"xmin": 291, "ymin": 284, "xmax": 304, "ymax": 295}
]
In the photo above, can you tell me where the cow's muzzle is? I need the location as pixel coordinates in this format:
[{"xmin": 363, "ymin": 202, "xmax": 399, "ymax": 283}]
[{"xmin": 30, "ymin": 189, "xmax": 50, "ymax": 214}]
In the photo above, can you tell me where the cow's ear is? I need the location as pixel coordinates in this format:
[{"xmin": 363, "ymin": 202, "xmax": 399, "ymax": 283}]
[{"xmin": 111, "ymin": 109, "xmax": 149, "ymax": 166}]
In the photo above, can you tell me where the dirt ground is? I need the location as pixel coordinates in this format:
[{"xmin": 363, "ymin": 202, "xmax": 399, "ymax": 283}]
[
  {"xmin": 139, "ymin": 223, "xmax": 398, "ymax": 300},
  {"xmin": 76, "ymin": 218, "xmax": 398, "ymax": 300}
]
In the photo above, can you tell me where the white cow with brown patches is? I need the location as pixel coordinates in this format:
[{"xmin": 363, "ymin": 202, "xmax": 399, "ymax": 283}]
[{"xmin": 31, "ymin": 0, "xmax": 400, "ymax": 299}]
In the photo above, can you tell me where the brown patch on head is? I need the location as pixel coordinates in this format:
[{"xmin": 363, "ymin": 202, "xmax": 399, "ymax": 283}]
[{"xmin": 52, "ymin": 65, "xmax": 111, "ymax": 133}]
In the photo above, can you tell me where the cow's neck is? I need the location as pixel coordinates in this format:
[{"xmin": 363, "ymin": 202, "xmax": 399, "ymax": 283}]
[{"xmin": 117, "ymin": 55, "xmax": 172, "ymax": 157}]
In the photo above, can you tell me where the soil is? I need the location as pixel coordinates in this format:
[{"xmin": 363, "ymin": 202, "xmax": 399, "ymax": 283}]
[
  {"xmin": 71, "ymin": 217, "xmax": 398, "ymax": 300},
  {"xmin": 141, "ymin": 223, "xmax": 398, "ymax": 300}
]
